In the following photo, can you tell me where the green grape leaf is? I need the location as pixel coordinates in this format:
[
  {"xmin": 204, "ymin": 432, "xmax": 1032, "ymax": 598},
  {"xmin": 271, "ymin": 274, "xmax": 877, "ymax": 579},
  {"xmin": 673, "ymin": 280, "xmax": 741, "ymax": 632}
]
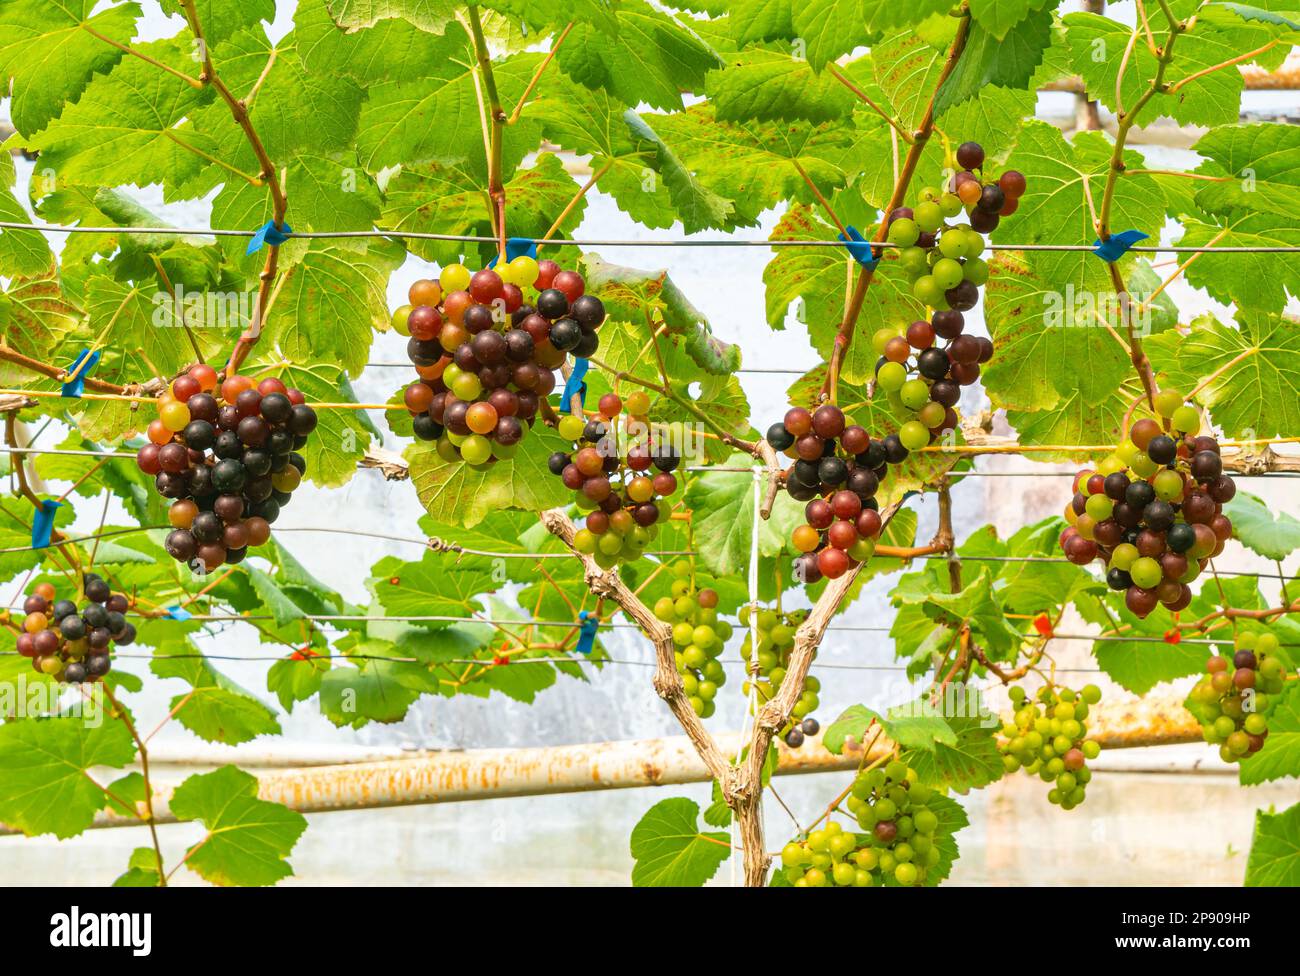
[
  {"xmin": 113, "ymin": 846, "xmax": 163, "ymax": 888},
  {"xmin": 707, "ymin": 46, "xmax": 854, "ymax": 124},
  {"xmin": 969, "ymin": 0, "xmax": 1052, "ymax": 40},
  {"xmin": 324, "ymin": 0, "xmax": 459, "ymax": 31},
  {"xmin": 319, "ymin": 641, "xmax": 427, "ymax": 726},
  {"xmin": 934, "ymin": 7, "xmax": 1053, "ymax": 115},
  {"xmin": 159, "ymin": 0, "xmax": 274, "ymax": 42},
  {"xmin": 266, "ymin": 653, "xmax": 329, "ymax": 712},
  {"xmin": 1238, "ymin": 683, "xmax": 1300, "ymax": 785},
  {"xmin": 620, "ymin": 112, "xmax": 737, "ymax": 233},
  {"xmin": 267, "ymin": 237, "xmax": 405, "ymax": 377},
  {"xmin": 169, "ymin": 765, "xmax": 307, "ymax": 886},
  {"xmin": 765, "ymin": 206, "xmax": 924, "ymax": 385},
  {"xmin": 0, "ymin": 271, "xmax": 80, "ymax": 365},
  {"xmin": 556, "ymin": 2, "xmax": 721, "ymax": 112},
  {"xmin": 1225, "ymin": 492, "xmax": 1300, "ymax": 560},
  {"xmin": 790, "ymin": 0, "xmax": 875, "ymax": 71},
  {"xmin": 0, "ymin": 154, "xmax": 52, "ymax": 276},
  {"xmin": 22, "ymin": 39, "xmax": 218, "ymax": 189},
  {"xmin": 1005, "ymin": 122, "xmax": 1167, "ymax": 291},
  {"xmin": 823, "ymin": 702, "xmax": 957, "ymax": 754},
  {"xmin": 1176, "ymin": 215, "xmax": 1300, "ymax": 312},
  {"xmin": 1145, "ymin": 309, "xmax": 1300, "ymax": 438},
  {"xmin": 1245, "ymin": 801, "xmax": 1300, "ymax": 886},
  {"xmin": 1192, "ymin": 123, "xmax": 1300, "ymax": 221},
  {"xmin": 683, "ymin": 452, "xmax": 805, "ymax": 577},
  {"xmin": 151, "ymin": 639, "xmax": 282, "ymax": 745},
  {"xmin": 901, "ymin": 711, "xmax": 1003, "ymax": 793},
  {"xmin": 0, "ymin": 0, "xmax": 140, "ymax": 137},
  {"xmin": 873, "ymin": 32, "xmax": 947, "ymax": 133},
  {"xmin": 408, "ymin": 424, "xmax": 572, "ymax": 527},
  {"xmin": 0, "ymin": 715, "xmax": 136, "ymax": 838},
  {"xmin": 369, "ymin": 553, "xmax": 496, "ymax": 624},
  {"xmin": 630, "ymin": 797, "xmax": 730, "ymax": 887},
  {"xmin": 728, "ymin": 0, "xmax": 794, "ymax": 46},
  {"xmin": 298, "ymin": 0, "xmax": 449, "ymax": 82}
]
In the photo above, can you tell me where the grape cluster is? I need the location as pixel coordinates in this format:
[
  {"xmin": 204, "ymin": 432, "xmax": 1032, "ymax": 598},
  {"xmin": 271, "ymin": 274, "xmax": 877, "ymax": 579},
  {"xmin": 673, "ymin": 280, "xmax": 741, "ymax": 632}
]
[
  {"xmin": 998, "ymin": 684, "xmax": 1102, "ymax": 809},
  {"xmin": 551, "ymin": 392, "xmax": 678, "ymax": 568},
  {"xmin": 780, "ymin": 759, "xmax": 941, "ymax": 887},
  {"xmin": 875, "ymin": 144, "xmax": 1015, "ymax": 450},
  {"xmin": 15, "ymin": 578, "xmax": 136, "ymax": 683},
  {"xmin": 765, "ymin": 404, "xmax": 889, "ymax": 582},
  {"xmin": 397, "ymin": 257, "xmax": 606, "ymax": 466},
  {"xmin": 653, "ymin": 564, "xmax": 733, "ymax": 718},
  {"xmin": 1189, "ymin": 629, "xmax": 1289, "ymax": 763},
  {"xmin": 137, "ymin": 364, "xmax": 317, "ymax": 574},
  {"xmin": 737, "ymin": 604, "xmax": 820, "ymax": 746},
  {"xmin": 1059, "ymin": 392, "xmax": 1234, "ymax": 618}
]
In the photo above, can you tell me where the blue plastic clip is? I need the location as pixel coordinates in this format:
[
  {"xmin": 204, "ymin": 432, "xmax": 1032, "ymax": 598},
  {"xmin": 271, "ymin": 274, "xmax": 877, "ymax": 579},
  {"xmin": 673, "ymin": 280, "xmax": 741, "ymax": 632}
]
[
  {"xmin": 1092, "ymin": 230, "xmax": 1148, "ymax": 263},
  {"xmin": 838, "ymin": 225, "xmax": 881, "ymax": 270},
  {"xmin": 576, "ymin": 610, "xmax": 599, "ymax": 654},
  {"xmin": 30, "ymin": 499, "xmax": 61, "ymax": 549},
  {"xmin": 246, "ymin": 220, "xmax": 293, "ymax": 255},
  {"xmin": 61, "ymin": 349, "xmax": 101, "ymax": 398},
  {"xmin": 488, "ymin": 237, "xmax": 539, "ymax": 267},
  {"xmin": 163, "ymin": 605, "xmax": 193, "ymax": 622},
  {"xmin": 560, "ymin": 356, "xmax": 589, "ymax": 415}
]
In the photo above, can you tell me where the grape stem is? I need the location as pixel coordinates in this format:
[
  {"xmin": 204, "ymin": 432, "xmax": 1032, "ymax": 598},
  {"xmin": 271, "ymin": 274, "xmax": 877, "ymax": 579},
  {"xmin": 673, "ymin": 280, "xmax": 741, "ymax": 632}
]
[
  {"xmin": 1095, "ymin": 2, "xmax": 1187, "ymax": 410},
  {"xmin": 467, "ymin": 5, "xmax": 508, "ymax": 263},
  {"xmin": 824, "ymin": 64, "xmax": 914, "ymax": 143},
  {"xmin": 508, "ymin": 22, "xmax": 574, "ymax": 125},
  {"xmin": 102, "ymin": 684, "xmax": 168, "ymax": 886},
  {"xmin": 0, "ymin": 344, "xmax": 127, "ymax": 395},
  {"xmin": 820, "ymin": 7, "xmax": 973, "ymax": 405},
  {"xmin": 178, "ymin": 0, "xmax": 288, "ymax": 378}
]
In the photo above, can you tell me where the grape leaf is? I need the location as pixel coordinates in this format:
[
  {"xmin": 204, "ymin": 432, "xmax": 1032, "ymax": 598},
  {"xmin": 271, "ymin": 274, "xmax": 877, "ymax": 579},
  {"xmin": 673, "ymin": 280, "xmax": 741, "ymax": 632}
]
[
  {"xmin": 159, "ymin": 0, "xmax": 274, "ymax": 42},
  {"xmin": 22, "ymin": 39, "xmax": 218, "ymax": 190},
  {"xmin": 151, "ymin": 640, "xmax": 282, "ymax": 745},
  {"xmin": 1225, "ymin": 492, "xmax": 1300, "ymax": 560},
  {"xmin": 0, "ymin": 715, "xmax": 136, "ymax": 838},
  {"xmin": 728, "ymin": 0, "xmax": 794, "ymax": 46},
  {"xmin": 0, "ymin": 154, "xmax": 52, "ymax": 277},
  {"xmin": 1176, "ymin": 214, "xmax": 1300, "ymax": 312},
  {"xmin": 901, "ymin": 711, "xmax": 1003, "ymax": 793},
  {"xmin": 0, "ymin": 272, "xmax": 79, "ymax": 365},
  {"xmin": 1245, "ymin": 801, "xmax": 1300, "ymax": 886},
  {"xmin": 1004, "ymin": 122, "xmax": 1167, "ymax": 291},
  {"xmin": 0, "ymin": 0, "xmax": 140, "ymax": 137},
  {"xmin": 790, "ymin": 0, "xmax": 875, "ymax": 71},
  {"xmin": 1145, "ymin": 309, "xmax": 1300, "ymax": 438},
  {"xmin": 319, "ymin": 641, "xmax": 426, "ymax": 726},
  {"xmin": 298, "ymin": 0, "xmax": 449, "ymax": 82},
  {"xmin": 968, "ymin": 0, "xmax": 1052, "ymax": 40},
  {"xmin": 324, "ymin": 0, "xmax": 458, "ymax": 31},
  {"xmin": 823, "ymin": 702, "xmax": 957, "ymax": 754},
  {"xmin": 873, "ymin": 31, "xmax": 947, "ymax": 133},
  {"xmin": 169, "ymin": 765, "xmax": 307, "ymax": 886},
  {"xmin": 1192, "ymin": 122, "xmax": 1300, "ymax": 221},
  {"xmin": 266, "ymin": 653, "xmax": 329, "ymax": 712},
  {"xmin": 369, "ymin": 553, "xmax": 496, "ymax": 624},
  {"xmin": 934, "ymin": 7, "xmax": 1053, "ymax": 115},
  {"xmin": 556, "ymin": 1, "xmax": 721, "ymax": 112},
  {"xmin": 408, "ymin": 424, "xmax": 572, "ymax": 528},
  {"xmin": 683, "ymin": 452, "xmax": 804, "ymax": 577},
  {"xmin": 113, "ymin": 846, "xmax": 163, "ymax": 888},
  {"xmin": 630, "ymin": 797, "xmax": 730, "ymax": 887},
  {"xmin": 707, "ymin": 46, "xmax": 855, "ymax": 124}
]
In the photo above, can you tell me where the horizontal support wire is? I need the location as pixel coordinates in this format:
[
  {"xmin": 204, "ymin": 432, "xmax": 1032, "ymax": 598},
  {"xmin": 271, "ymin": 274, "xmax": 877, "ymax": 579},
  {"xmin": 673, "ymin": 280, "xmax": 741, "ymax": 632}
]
[{"xmin": 3, "ymin": 219, "xmax": 1300, "ymax": 253}]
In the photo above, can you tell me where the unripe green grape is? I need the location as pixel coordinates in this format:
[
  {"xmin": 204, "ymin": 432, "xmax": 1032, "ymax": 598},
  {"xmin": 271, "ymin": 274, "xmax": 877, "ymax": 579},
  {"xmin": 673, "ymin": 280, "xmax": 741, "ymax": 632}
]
[
  {"xmin": 1084, "ymin": 493, "xmax": 1113, "ymax": 521},
  {"xmin": 1154, "ymin": 390, "xmax": 1183, "ymax": 417},
  {"xmin": 697, "ymin": 680, "xmax": 717, "ymax": 701},
  {"xmin": 575, "ymin": 529, "xmax": 599, "ymax": 554},
  {"xmin": 894, "ymin": 862, "xmax": 919, "ymax": 885},
  {"xmin": 848, "ymin": 538, "xmax": 875, "ymax": 561},
  {"xmin": 899, "ymin": 421, "xmax": 931, "ymax": 451},
  {"xmin": 913, "ymin": 275, "xmax": 947, "ymax": 307},
  {"xmin": 1130, "ymin": 556, "xmax": 1162, "ymax": 590},
  {"xmin": 899, "ymin": 246, "xmax": 930, "ymax": 278},
  {"xmin": 938, "ymin": 230, "xmax": 965, "ymax": 259},
  {"xmin": 963, "ymin": 257, "xmax": 989, "ymax": 286},
  {"xmin": 558, "ymin": 414, "xmax": 585, "ymax": 441},
  {"xmin": 459, "ymin": 434, "xmax": 492, "ymax": 464},
  {"xmin": 962, "ymin": 229, "xmax": 986, "ymax": 259},
  {"xmin": 918, "ymin": 401, "xmax": 946, "ymax": 428},
  {"xmin": 872, "ymin": 327, "xmax": 899, "ymax": 354},
  {"xmin": 939, "ymin": 192, "xmax": 963, "ymax": 218},
  {"xmin": 1110, "ymin": 542, "xmax": 1139, "ymax": 571},
  {"xmin": 1130, "ymin": 452, "xmax": 1159, "ymax": 477},
  {"xmin": 1153, "ymin": 469, "xmax": 1184, "ymax": 502},
  {"xmin": 672, "ymin": 621, "xmax": 694, "ymax": 645},
  {"xmin": 877, "ymin": 361, "xmax": 907, "ymax": 392},
  {"xmin": 598, "ymin": 532, "xmax": 624, "ymax": 556},
  {"xmin": 1115, "ymin": 439, "xmax": 1142, "ymax": 465},
  {"xmin": 914, "ymin": 201, "xmax": 943, "ymax": 233},
  {"xmin": 1097, "ymin": 454, "xmax": 1126, "ymax": 476},
  {"xmin": 931, "ymin": 257, "xmax": 964, "ymax": 290},
  {"xmin": 887, "ymin": 218, "xmax": 920, "ymax": 246},
  {"xmin": 900, "ymin": 378, "xmax": 931, "ymax": 410},
  {"xmin": 1171, "ymin": 405, "xmax": 1201, "ymax": 434}
]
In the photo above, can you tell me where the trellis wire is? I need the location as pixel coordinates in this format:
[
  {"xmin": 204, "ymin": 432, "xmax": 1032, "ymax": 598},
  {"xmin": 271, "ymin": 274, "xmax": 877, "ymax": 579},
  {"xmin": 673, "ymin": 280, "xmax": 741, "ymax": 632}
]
[{"xmin": 4, "ymin": 220, "xmax": 1300, "ymax": 253}]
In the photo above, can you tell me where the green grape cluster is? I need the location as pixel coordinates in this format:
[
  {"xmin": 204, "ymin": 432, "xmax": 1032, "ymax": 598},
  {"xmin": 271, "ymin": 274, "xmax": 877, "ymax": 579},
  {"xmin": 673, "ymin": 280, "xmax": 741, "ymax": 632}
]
[
  {"xmin": 737, "ymin": 604, "xmax": 820, "ymax": 746},
  {"xmin": 653, "ymin": 563, "xmax": 733, "ymax": 718},
  {"xmin": 779, "ymin": 759, "xmax": 941, "ymax": 887},
  {"xmin": 999, "ymin": 684, "xmax": 1103, "ymax": 809},
  {"xmin": 1189, "ymin": 628, "xmax": 1289, "ymax": 763}
]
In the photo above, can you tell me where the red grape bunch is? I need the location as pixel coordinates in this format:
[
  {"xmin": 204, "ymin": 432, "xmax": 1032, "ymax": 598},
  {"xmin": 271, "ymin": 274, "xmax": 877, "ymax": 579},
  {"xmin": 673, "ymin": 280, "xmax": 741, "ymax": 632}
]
[
  {"xmin": 1059, "ymin": 392, "xmax": 1234, "ymax": 618},
  {"xmin": 395, "ymin": 257, "xmax": 606, "ymax": 466},
  {"xmin": 16, "ymin": 577, "xmax": 136, "ymax": 683},
  {"xmin": 1189, "ymin": 628, "xmax": 1290, "ymax": 763},
  {"xmin": 548, "ymin": 391, "xmax": 678, "ymax": 568},
  {"xmin": 137, "ymin": 363, "xmax": 318, "ymax": 574},
  {"xmin": 764, "ymin": 404, "xmax": 888, "ymax": 582}
]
